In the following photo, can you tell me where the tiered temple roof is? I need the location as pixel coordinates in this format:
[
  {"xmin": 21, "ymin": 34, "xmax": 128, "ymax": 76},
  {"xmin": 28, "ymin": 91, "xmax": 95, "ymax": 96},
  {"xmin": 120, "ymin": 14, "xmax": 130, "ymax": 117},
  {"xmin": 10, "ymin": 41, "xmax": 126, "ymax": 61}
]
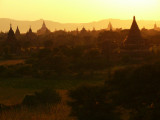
[
  {"xmin": 124, "ymin": 16, "xmax": 144, "ymax": 49},
  {"xmin": 37, "ymin": 21, "xmax": 50, "ymax": 35},
  {"xmin": 7, "ymin": 24, "xmax": 16, "ymax": 41}
]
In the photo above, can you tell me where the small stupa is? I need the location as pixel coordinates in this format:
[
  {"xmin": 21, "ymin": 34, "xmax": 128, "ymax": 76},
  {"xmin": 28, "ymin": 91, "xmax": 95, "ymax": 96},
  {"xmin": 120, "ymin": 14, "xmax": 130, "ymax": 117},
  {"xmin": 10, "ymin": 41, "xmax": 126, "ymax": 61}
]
[
  {"xmin": 107, "ymin": 22, "xmax": 113, "ymax": 31},
  {"xmin": 15, "ymin": 26, "xmax": 20, "ymax": 36}
]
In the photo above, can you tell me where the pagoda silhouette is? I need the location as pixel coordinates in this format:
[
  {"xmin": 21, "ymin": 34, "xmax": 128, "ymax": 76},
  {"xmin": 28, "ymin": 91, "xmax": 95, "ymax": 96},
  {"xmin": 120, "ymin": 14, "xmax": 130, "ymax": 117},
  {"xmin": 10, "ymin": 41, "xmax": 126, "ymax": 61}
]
[
  {"xmin": 154, "ymin": 23, "xmax": 160, "ymax": 31},
  {"xmin": 107, "ymin": 22, "xmax": 113, "ymax": 31},
  {"xmin": 26, "ymin": 27, "xmax": 37, "ymax": 41},
  {"xmin": 37, "ymin": 21, "xmax": 50, "ymax": 35},
  {"xmin": 7, "ymin": 24, "xmax": 16, "ymax": 42},
  {"xmin": 124, "ymin": 16, "xmax": 145, "ymax": 49},
  {"xmin": 6, "ymin": 24, "xmax": 20, "ymax": 54},
  {"xmin": 15, "ymin": 26, "xmax": 20, "ymax": 36}
]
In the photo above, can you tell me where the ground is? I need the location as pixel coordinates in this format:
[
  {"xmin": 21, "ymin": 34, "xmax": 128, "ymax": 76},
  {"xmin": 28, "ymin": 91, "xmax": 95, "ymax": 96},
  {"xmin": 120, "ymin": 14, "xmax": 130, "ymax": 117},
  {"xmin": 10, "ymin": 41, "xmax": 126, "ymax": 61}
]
[{"xmin": 0, "ymin": 59, "xmax": 105, "ymax": 120}]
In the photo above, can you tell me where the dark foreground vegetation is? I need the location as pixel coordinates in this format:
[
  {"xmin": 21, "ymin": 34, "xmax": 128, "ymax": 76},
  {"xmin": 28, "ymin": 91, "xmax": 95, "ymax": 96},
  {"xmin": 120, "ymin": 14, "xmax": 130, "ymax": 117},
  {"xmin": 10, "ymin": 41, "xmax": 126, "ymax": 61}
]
[{"xmin": 0, "ymin": 23, "xmax": 160, "ymax": 120}]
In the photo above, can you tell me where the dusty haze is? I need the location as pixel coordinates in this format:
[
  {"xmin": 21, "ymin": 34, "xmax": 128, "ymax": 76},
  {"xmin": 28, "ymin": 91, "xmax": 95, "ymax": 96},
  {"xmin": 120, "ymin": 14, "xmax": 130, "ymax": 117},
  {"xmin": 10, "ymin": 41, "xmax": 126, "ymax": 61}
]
[{"xmin": 0, "ymin": 18, "xmax": 159, "ymax": 33}]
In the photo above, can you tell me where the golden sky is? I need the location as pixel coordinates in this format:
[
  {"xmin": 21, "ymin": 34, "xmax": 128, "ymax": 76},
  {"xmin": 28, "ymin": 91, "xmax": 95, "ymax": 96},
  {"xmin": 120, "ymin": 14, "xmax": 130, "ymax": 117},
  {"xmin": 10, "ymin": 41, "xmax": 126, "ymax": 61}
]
[{"xmin": 0, "ymin": 0, "xmax": 159, "ymax": 23}]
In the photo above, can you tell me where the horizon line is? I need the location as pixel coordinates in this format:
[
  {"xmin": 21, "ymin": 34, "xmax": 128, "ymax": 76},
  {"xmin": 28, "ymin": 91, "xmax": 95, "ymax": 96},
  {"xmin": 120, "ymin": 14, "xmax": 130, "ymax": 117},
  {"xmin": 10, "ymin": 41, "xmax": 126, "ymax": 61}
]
[{"xmin": 0, "ymin": 17, "xmax": 160, "ymax": 24}]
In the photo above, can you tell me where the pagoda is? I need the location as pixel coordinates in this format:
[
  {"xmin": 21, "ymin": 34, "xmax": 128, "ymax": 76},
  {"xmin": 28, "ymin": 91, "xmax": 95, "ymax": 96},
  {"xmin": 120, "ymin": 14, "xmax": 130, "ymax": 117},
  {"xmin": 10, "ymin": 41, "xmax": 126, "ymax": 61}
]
[
  {"xmin": 15, "ymin": 26, "xmax": 20, "ymax": 36},
  {"xmin": 81, "ymin": 27, "xmax": 87, "ymax": 33},
  {"xmin": 28, "ymin": 27, "xmax": 33, "ymax": 34},
  {"xmin": 37, "ymin": 21, "xmax": 50, "ymax": 35},
  {"xmin": 107, "ymin": 22, "xmax": 113, "ymax": 31},
  {"xmin": 124, "ymin": 16, "xmax": 145, "ymax": 49},
  {"xmin": 154, "ymin": 23, "xmax": 160, "ymax": 31},
  {"xmin": 26, "ymin": 26, "xmax": 36, "ymax": 40},
  {"xmin": 7, "ymin": 24, "xmax": 16, "ymax": 42},
  {"xmin": 6, "ymin": 24, "xmax": 19, "ymax": 54}
]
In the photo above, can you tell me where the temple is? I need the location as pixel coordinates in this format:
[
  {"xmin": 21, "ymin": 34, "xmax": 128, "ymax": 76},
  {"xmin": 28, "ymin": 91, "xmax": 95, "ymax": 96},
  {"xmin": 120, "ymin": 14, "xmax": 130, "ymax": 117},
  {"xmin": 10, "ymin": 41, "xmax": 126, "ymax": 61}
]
[
  {"xmin": 124, "ymin": 16, "xmax": 145, "ymax": 49},
  {"xmin": 37, "ymin": 21, "xmax": 50, "ymax": 35},
  {"xmin": 81, "ymin": 27, "xmax": 87, "ymax": 33},
  {"xmin": 28, "ymin": 27, "xmax": 33, "ymax": 34},
  {"xmin": 7, "ymin": 24, "xmax": 16, "ymax": 42},
  {"xmin": 107, "ymin": 22, "xmax": 113, "ymax": 31},
  {"xmin": 154, "ymin": 23, "xmax": 160, "ymax": 31},
  {"xmin": 26, "ymin": 26, "xmax": 36, "ymax": 40},
  {"xmin": 6, "ymin": 24, "xmax": 19, "ymax": 54},
  {"xmin": 15, "ymin": 26, "xmax": 20, "ymax": 36}
]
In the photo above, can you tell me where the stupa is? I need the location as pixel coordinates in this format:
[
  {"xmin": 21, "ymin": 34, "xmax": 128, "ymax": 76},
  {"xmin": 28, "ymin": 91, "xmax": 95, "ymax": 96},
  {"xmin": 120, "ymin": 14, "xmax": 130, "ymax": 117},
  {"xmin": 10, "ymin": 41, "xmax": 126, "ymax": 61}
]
[
  {"xmin": 124, "ymin": 16, "xmax": 145, "ymax": 49},
  {"xmin": 15, "ymin": 26, "xmax": 20, "ymax": 36},
  {"xmin": 107, "ymin": 22, "xmax": 113, "ymax": 31},
  {"xmin": 37, "ymin": 21, "xmax": 50, "ymax": 35}
]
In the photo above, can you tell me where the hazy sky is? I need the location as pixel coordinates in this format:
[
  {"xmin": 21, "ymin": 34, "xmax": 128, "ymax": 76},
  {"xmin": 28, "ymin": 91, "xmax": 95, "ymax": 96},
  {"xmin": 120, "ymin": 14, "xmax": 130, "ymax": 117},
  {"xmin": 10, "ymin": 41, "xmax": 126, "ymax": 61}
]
[{"xmin": 0, "ymin": 0, "xmax": 159, "ymax": 23}]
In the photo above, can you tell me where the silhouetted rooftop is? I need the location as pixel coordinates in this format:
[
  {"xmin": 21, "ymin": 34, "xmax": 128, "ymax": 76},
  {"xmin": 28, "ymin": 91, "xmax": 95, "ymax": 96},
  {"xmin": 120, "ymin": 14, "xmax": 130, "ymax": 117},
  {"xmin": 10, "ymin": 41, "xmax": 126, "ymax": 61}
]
[{"xmin": 124, "ymin": 16, "xmax": 144, "ymax": 47}]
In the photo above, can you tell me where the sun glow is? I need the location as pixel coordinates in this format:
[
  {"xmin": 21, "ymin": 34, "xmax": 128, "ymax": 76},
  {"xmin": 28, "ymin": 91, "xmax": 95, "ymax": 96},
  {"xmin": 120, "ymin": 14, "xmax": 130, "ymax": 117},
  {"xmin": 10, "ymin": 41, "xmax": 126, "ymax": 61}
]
[
  {"xmin": 0, "ymin": 0, "xmax": 159, "ymax": 22},
  {"xmin": 115, "ymin": 0, "xmax": 156, "ymax": 8}
]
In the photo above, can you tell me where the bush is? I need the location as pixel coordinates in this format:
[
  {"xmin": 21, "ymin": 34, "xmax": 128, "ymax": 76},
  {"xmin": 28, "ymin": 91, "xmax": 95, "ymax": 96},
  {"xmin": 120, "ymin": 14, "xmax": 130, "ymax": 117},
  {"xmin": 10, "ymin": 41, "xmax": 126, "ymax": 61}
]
[
  {"xmin": 22, "ymin": 89, "xmax": 61, "ymax": 107},
  {"xmin": 68, "ymin": 85, "xmax": 120, "ymax": 120},
  {"xmin": 108, "ymin": 62, "xmax": 160, "ymax": 120}
]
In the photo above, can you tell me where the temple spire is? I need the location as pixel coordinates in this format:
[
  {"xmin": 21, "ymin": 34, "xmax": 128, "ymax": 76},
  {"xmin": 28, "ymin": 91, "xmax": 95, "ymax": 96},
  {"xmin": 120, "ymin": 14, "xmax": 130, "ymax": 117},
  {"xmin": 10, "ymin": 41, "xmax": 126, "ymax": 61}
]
[
  {"xmin": 7, "ymin": 23, "xmax": 16, "ymax": 42},
  {"xmin": 124, "ymin": 16, "xmax": 144, "ymax": 49},
  {"xmin": 43, "ymin": 21, "xmax": 46, "ymax": 27},
  {"xmin": 15, "ymin": 26, "xmax": 20, "ymax": 36},
  {"xmin": 154, "ymin": 22, "xmax": 157, "ymax": 29},
  {"xmin": 29, "ymin": 26, "xmax": 32, "ymax": 33},
  {"xmin": 133, "ymin": 16, "xmax": 135, "ymax": 21},
  {"xmin": 107, "ymin": 22, "xmax": 113, "ymax": 31},
  {"xmin": 37, "ymin": 20, "xmax": 50, "ymax": 35},
  {"xmin": 10, "ymin": 23, "xmax": 12, "ymax": 30}
]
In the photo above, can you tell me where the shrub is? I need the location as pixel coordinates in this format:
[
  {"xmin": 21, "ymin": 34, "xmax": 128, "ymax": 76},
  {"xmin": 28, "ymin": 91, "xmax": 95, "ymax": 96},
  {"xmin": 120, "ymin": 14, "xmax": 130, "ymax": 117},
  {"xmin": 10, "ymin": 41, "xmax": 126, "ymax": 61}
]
[
  {"xmin": 108, "ymin": 62, "xmax": 160, "ymax": 120},
  {"xmin": 22, "ymin": 89, "xmax": 61, "ymax": 107},
  {"xmin": 68, "ymin": 85, "xmax": 120, "ymax": 120}
]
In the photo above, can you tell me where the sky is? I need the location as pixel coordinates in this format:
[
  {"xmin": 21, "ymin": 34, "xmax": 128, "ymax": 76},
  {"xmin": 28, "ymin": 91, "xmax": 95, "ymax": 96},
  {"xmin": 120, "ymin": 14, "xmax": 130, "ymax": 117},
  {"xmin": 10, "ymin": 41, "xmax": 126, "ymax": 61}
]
[{"xmin": 0, "ymin": 0, "xmax": 160, "ymax": 23}]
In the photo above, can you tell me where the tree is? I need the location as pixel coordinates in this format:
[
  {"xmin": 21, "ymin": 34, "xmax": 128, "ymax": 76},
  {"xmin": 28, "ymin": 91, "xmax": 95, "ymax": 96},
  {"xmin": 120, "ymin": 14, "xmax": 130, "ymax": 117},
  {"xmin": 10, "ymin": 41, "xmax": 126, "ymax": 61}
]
[
  {"xmin": 68, "ymin": 85, "xmax": 120, "ymax": 120},
  {"xmin": 108, "ymin": 62, "xmax": 160, "ymax": 120}
]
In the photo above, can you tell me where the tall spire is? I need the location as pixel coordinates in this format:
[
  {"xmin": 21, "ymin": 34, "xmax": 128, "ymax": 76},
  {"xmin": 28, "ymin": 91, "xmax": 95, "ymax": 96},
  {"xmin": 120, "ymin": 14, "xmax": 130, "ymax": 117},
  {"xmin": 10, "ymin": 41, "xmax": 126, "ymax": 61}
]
[
  {"xmin": 107, "ymin": 22, "xmax": 113, "ymax": 31},
  {"xmin": 124, "ymin": 16, "xmax": 144, "ymax": 49},
  {"xmin": 42, "ymin": 21, "xmax": 47, "ymax": 29},
  {"xmin": 9, "ymin": 23, "xmax": 14, "ymax": 33},
  {"xmin": 7, "ymin": 24, "xmax": 16, "ymax": 41},
  {"xmin": 15, "ymin": 26, "xmax": 20, "ymax": 36},
  {"xmin": 154, "ymin": 22, "xmax": 157, "ymax": 29},
  {"xmin": 29, "ymin": 26, "xmax": 32, "ymax": 33},
  {"xmin": 10, "ymin": 23, "xmax": 12, "ymax": 30},
  {"xmin": 133, "ymin": 16, "xmax": 135, "ymax": 21}
]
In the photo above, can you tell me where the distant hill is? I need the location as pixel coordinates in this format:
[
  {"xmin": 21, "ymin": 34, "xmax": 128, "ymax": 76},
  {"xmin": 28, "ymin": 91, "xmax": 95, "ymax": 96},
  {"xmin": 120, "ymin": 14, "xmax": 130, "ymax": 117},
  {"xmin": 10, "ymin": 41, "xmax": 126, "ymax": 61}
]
[{"xmin": 0, "ymin": 18, "xmax": 159, "ymax": 33}]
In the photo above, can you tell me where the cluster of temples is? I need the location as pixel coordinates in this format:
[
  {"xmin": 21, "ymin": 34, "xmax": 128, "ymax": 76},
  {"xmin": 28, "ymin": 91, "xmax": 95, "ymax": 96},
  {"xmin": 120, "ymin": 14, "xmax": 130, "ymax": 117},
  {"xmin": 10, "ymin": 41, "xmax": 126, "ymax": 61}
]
[
  {"xmin": 5, "ymin": 16, "xmax": 153, "ymax": 55},
  {"xmin": 5, "ymin": 21, "xmax": 51, "ymax": 54},
  {"xmin": 8, "ymin": 21, "xmax": 51, "ymax": 38}
]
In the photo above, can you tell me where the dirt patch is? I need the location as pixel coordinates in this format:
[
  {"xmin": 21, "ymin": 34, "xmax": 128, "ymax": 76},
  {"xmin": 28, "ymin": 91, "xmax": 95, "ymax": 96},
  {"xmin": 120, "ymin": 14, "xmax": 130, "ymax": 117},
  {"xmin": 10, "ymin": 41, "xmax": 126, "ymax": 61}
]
[{"xmin": 0, "ymin": 60, "xmax": 25, "ymax": 66}]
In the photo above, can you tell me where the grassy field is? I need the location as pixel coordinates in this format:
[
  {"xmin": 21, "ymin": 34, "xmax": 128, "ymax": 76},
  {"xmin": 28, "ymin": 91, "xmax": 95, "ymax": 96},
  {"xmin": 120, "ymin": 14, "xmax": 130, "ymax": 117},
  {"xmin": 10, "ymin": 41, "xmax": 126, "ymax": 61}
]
[
  {"xmin": 0, "ymin": 75, "xmax": 105, "ymax": 120},
  {"xmin": 0, "ymin": 76, "xmax": 105, "ymax": 105},
  {"xmin": 0, "ymin": 59, "xmax": 106, "ymax": 119},
  {"xmin": 0, "ymin": 89, "xmax": 77, "ymax": 120}
]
